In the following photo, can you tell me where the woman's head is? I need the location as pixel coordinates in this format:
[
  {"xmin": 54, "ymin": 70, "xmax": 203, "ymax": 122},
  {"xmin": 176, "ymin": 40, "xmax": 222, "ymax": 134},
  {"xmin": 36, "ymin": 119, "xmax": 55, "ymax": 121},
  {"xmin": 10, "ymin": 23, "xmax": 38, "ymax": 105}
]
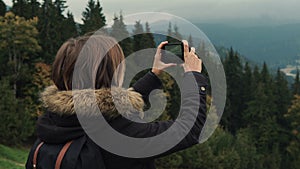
[{"xmin": 52, "ymin": 34, "xmax": 125, "ymax": 90}]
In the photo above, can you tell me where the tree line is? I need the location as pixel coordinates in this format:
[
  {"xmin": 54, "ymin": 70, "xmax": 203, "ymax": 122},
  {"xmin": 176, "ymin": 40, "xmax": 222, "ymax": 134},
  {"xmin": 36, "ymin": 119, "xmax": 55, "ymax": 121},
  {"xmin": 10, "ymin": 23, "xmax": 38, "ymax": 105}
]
[{"xmin": 0, "ymin": 0, "xmax": 300, "ymax": 169}]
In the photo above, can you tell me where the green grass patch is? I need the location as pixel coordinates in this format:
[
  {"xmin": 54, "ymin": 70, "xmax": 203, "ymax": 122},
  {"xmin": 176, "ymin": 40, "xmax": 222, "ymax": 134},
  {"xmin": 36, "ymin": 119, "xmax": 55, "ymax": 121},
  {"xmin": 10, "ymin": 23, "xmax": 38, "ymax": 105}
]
[{"xmin": 0, "ymin": 144, "xmax": 29, "ymax": 169}]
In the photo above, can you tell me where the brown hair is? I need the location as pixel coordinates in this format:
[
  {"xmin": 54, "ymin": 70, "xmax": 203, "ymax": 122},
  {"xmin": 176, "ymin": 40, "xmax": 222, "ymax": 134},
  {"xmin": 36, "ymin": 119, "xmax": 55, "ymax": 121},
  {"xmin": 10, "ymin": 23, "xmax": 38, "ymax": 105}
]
[{"xmin": 52, "ymin": 35, "xmax": 125, "ymax": 90}]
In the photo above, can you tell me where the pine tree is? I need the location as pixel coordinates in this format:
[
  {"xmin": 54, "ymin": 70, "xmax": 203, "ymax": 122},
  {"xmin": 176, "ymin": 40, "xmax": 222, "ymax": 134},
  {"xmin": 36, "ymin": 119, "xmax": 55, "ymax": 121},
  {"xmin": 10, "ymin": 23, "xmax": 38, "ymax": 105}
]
[
  {"xmin": 38, "ymin": 0, "xmax": 76, "ymax": 63},
  {"xmin": 62, "ymin": 11, "xmax": 78, "ymax": 38},
  {"xmin": 28, "ymin": 0, "xmax": 40, "ymax": 18},
  {"xmin": 0, "ymin": 0, "xmax": 6, "ymax": 16},
  {"xmin": 252, "ymin": 65, "xmax": 261, "ymax": 84},
  {"xmin": 81, "ymin": 0, "xmax": 106, "ymax": 34},
  {"xmin": 167, "ymin": 22, "xmax": 172, "ymax": 41},
  {"xmin": 274, "ymin": 69, "xmax": 291, "ymax": 118},
  {"xmin": 132, "ymin": 21, "xmax": 156, "ymax": 52},
  {"xmin": 12, "ymin": 0, "xmax": 30, "ymax": 18},
  {"xmin": 54, "ymin": 0, "xmax": 67, "ymax": 14},
  {"xmin": 244, "ymin": 82, "xmax": 279, "ymax": 153},
  {"xmin": 260, "ymin": 62, "xmax": 277, "ymax": 113},
  {"xmin": 173, "ymin": 24, "xmax": 182, "ymax": 40},
  {"xmin": 222, "ymin": 47, "xmax": 243, "ymax": 133},
  {"xmin": 166, "ymin": 22, "xmax": 180, "ymax": 43},
  {"xmin": 292, "ymin": 69, "xmax": 300, "ymax": 95},
  {"xmin": 188, "ymin": 34, "xmax": 194, "ymax": 47},
  {"xmin": 261, "ymin": 62, "xmax": 271, "ymax": 84},
  {"xmin": 38, "ymin": 0, "xmax": 58, "ymax": 63},
  {"xmin": 144, "ymin": 22, "xmax": 156, "ymax": 48},
  {"xmin": 240, "ymin": 62, "xmax": 253, "ymax": 127},
  {"xmin": 110, "ymin": 12, "xmax": 132, "ymax": 57},
  {"xmin": 132, "ymin": 20, "xmax": 144, "ymax": 52}
]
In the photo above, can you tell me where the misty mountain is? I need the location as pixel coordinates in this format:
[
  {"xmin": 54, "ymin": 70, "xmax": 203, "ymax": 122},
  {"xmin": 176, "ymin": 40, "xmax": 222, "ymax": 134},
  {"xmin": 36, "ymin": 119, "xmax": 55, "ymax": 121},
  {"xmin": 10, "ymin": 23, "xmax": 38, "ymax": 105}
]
[
  {"xmin": 115, "ymin": 19, "xmax": 300, "ymax": 74},
  {"xmin": 196, "ymin": 22, "xmax": 300, "ymax": 69}
]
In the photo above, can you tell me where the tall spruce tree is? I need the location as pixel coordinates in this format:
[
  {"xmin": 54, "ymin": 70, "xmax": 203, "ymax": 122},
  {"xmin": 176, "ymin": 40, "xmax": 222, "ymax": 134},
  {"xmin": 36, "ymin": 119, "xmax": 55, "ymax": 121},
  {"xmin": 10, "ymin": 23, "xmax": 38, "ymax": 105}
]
[
  {"xmin": 81, "ymin": 0, "xmax": 106, "ymax": 34},
  {"xmin": 174, "ymin": 24, "xmax": 182, "ymax": 40},
  {"xmin": 240, "ymin": 62, "xmax": 253, "ymax": 127},
  {"xmin": 12, "ymin": 0, "xmax": 31, "ymax": 18},
  {"xmin": 166, "ymin": 22, "xmax": 181, "ymax": 43},
  {"xmin": 144, "ymin": 22, "xmax": 156, "ymax": 48},
  {"xmin": 110, "ymin": 12, "xmax": 132, "ymax": 57},
  {"xmin": 292, "ymin": 69, "xmax": 300, "ymax": 95},
  {"xmin": 132, "ymin": 20, "xmax": 144, "ymax": 52},
  {"xmin": 63, "ymin": 11, "xmax": 78, "ymax": 38},
  {"xmin": 273, "ymin": 69, "xmax": 292, "ymax": 156},
  {"xmin": 274, "ymin": 69, "xmax": 291, "ymax": 118},
  {"xmin": 38, "ymin": 0, "xmax": 76, "ymax": 63},
  {"xmin": 222, "ymin": 47, "xmax": 243, "ymax": 133},
  {"xmin": 188, "ymin": 34, "xmax": 194, "ymax": 47},
  {"xmin": 0, "ymin": 0, "xmax": 6, "ymax": 16},
  {"xmin": 28, "ymin": 0, "xmax": 40, "ymax": 18},
  {"xmin": 12, "ymin": 0, "xmax": 41, "ymax": 19},
  {"xmin": 260, "ymin": 62, "xmax": 277, "ymax": 113},
  {"xmin": 132, "ymin": 21, "xmax": 156, "ymax": 51},
  {"xmin": 54, "ymin": 0, "xmax": 67, "ymax": 14}
]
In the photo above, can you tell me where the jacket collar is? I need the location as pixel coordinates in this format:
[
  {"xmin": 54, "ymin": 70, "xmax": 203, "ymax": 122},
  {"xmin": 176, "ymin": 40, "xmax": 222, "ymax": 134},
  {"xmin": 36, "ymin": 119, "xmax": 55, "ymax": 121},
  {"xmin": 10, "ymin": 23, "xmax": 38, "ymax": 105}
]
[{"xmin": 40, "ymin": 85, "xmax": 145, "ymax": 119}]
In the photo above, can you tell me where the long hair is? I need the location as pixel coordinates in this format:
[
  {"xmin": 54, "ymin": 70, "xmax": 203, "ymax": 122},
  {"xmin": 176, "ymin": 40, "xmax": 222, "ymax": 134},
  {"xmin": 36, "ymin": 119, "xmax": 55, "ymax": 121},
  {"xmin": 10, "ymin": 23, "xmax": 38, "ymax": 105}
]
[{"xmin": 52, "ymin": 35, "xmax": 125, "ymax": 90}]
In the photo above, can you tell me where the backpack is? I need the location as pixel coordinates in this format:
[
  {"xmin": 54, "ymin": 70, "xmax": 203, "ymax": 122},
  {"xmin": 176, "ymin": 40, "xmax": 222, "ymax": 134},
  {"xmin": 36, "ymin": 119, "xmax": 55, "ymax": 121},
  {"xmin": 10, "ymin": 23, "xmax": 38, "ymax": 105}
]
[{"xmin": 26, "ymin": 135, "xmax": 106, "ymax": 169}]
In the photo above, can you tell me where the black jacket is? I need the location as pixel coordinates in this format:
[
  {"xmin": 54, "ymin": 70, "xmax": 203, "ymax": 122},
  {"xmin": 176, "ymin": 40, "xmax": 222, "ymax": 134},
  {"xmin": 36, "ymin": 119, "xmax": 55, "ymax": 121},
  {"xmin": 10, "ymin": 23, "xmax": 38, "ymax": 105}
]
[{"xmin": 26, "ymin": 71, "xmax": 208, "ymax": 169}]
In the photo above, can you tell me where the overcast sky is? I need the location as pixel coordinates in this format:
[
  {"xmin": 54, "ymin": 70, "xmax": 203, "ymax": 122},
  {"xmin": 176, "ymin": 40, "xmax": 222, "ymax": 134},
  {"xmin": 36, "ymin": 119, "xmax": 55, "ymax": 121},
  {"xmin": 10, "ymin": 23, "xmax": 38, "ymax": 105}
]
[{"xmin": 3, "ymin": 0, "xmax": 300, "ymax": 24}]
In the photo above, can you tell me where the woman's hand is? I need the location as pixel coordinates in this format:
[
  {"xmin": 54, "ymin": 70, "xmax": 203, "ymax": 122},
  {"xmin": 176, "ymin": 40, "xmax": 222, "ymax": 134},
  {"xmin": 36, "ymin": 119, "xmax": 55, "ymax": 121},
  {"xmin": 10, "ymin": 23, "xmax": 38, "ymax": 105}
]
[
  {"xmin": 182, "ymin": 40, "xmax": 202, "ymax": 73},
  {"xmin": 151, "ymin": 41, "xmax": 177, "ymax": 76}
]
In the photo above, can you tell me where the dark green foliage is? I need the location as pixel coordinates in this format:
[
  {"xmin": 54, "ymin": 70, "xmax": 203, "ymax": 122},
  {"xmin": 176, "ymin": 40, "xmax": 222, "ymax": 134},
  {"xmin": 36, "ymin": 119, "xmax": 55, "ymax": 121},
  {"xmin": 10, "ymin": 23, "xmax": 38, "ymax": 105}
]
[
  {"xmin": 38, "ymin": 0, "xmax": 78, "ymax": 63},
  {"xmin": 284, "ymin": 95, "xmax": 300, "ymax": 169},
  {"xmin": 132, "ymin": 21, "xmax": 145, "ymax": 52},
  {"xmin": 63, "ymin": 12, "xmax": 79, "ymax": 38},
  {"xmin": 274, "ymin": 69, "xmax": 291, "ymax": 121},
  {"xmin": 0, "ymin": 0, "xmax": 5, "ymax": 16},
  {"xmin": 240, "ymin": 62, "xmax": 253, "ymax": 126},
  {"xmin": 0, "ymin": 78, "xmax": 35, "ymax": 145},
  {"xmin": 81, "ymin": 0, "xmax": 106, "ymax": 34},
  {"xmin": 11, "ymin": 0, "xmax": 40, "ymax": 19},
  {"xmin": 28, "ymin": 0, "xmax": 41, "ymax": 18},
  {"xmin": 110, "ymin": 13, "xmax": 132, "ymax": 57},
  {"xmin": 222, "ymin": 48, "xmax": 243, "ymax": 133},
  {"xmin": 292, "ymin": 69, "xmax": 300, "ymax": 95},
  {"xmin": 11, "ymin": 0, "xmax": 29, "ymax": 18},
  {"xmin": 144, "ymin": 22, "xmax": 156, "ymax": 48},
  {"xmin": 156, "ymin": 153, "xmax": 182, "ymax": 169},
  {"xmin": 54, "ymin": 0, "xmax": 67, "ymax": 14},
  {"xmin": 132, "ymin": 21, "xmax": 156, "ymax": 51}
]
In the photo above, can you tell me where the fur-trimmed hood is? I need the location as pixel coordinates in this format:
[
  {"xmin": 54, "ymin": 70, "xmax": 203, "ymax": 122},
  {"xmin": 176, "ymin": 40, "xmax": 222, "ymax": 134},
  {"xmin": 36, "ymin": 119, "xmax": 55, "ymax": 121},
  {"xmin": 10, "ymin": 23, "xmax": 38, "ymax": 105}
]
[{"xmin": 40, "ymin": 85, "xmax": 145, "ymax": 119}]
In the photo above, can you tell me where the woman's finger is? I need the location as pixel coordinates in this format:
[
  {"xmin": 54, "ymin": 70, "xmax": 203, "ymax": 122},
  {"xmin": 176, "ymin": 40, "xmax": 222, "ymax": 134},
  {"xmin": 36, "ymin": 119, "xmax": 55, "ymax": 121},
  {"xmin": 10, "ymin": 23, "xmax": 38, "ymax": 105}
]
[
  {"xmin": 163, "ymin": 63, "xmax": 177, "ymax": 69},
  {"xmin": 182, "ymin": 40, "xmax": 189, "ymax": 60},
  {"xmin": 155, "ymin": 41, "xmax": 168, "ymax": 59},
  {"xmin": 190, "ymin": 47, "xmax": 196, "ymax": 53}
]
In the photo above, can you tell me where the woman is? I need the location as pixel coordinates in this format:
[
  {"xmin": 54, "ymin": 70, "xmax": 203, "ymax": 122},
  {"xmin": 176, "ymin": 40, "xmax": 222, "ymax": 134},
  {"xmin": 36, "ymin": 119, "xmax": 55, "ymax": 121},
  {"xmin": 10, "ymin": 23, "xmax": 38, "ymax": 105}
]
[{"xmin": 26, "ymin": 34, "xmax": 208, "ymax": 169}]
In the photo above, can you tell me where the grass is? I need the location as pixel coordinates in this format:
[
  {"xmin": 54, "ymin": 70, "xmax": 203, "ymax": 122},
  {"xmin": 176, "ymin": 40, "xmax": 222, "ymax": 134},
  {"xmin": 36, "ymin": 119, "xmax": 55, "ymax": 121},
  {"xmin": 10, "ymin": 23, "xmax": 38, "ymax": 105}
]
[{"xmin": 0, "ymin": 144, "xmax": 29, "ymax": 169}]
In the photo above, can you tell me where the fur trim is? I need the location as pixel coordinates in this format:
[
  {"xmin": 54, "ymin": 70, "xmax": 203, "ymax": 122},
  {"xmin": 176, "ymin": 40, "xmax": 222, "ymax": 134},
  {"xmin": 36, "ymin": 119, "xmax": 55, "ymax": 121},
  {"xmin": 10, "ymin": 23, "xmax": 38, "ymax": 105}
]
[{"xmin": 40, "ymin": 85, "xmax": 145, "ymax": 119}]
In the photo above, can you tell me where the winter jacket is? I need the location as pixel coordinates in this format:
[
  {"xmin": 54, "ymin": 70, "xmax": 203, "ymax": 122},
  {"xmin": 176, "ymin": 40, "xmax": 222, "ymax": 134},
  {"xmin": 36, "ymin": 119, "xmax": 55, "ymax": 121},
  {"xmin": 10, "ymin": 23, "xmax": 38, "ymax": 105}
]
[{"xmin": 26, "ymin": 71, "xmax": 208, "ymax": 169}]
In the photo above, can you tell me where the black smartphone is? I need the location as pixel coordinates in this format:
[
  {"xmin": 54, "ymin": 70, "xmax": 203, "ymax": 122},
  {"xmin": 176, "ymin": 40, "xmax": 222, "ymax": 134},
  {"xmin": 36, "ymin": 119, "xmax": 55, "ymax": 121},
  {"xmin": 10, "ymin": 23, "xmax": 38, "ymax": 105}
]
[{"xmin": 161, "ymin": 42, "xmax": 191, "ymax": 64}]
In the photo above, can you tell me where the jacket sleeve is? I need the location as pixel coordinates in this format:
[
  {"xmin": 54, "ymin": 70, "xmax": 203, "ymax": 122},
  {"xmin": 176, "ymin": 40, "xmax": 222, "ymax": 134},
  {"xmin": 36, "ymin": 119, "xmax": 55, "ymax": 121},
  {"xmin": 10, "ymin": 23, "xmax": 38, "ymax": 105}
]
[
  {"xmin": 132, "ymin": 71, "xmax": 163, "ymax": 102},
  {"xmin": 129, "ymin": 71, "xmax": 208, "ymax": 158}
]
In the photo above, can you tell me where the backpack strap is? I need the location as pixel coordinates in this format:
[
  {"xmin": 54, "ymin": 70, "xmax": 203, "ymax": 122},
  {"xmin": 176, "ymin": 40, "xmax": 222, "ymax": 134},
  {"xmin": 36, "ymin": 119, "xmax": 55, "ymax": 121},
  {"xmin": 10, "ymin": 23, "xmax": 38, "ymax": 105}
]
[
  {"xmin": 55, "ymin": 140, "xmax": 73, "ymax": 169},
  {"xmin": 32, "ymin": 140, "xmax": 73, "ymax": 169},
  {"xmin": 33, "ymin": 142, "xmax": 44, "ymax": 169}
]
